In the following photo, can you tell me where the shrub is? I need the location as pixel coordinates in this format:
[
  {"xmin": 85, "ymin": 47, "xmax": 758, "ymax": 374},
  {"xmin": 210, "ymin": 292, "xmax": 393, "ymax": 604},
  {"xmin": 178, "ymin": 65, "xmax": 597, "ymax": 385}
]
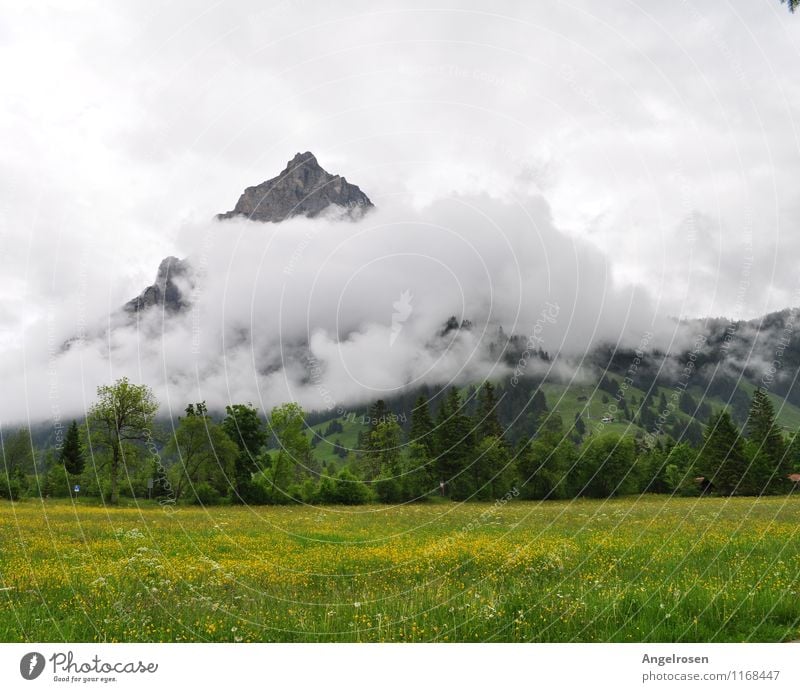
[
  {"xmin": 192, "ymin": 482, "xmax": 222, "ymax": 506},
  {"xmin": 0, "ymin": 474, "xmax": 22, "ymax": 501},
  {"xmin": 315, "ymin": 475, "xmax": 337, "ymax": 504},
  {"xmin": 332, "ymin": 470, "xmax": 371, "ymax": 505},
  {"xmin": 237, "ymin": 478, "xmax": 271, "ymax": 505},
  {"xmin": 375, "ymin": 475, "xmax": 403, "ymax": 504},
  {"xmin": 43, "ymin": 465, "xmax": 73, "ymax": 498}
]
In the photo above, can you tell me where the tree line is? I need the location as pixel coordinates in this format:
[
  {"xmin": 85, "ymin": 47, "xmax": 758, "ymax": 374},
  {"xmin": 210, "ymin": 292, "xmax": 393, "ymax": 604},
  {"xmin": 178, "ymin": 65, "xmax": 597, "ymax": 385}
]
[{"xmin": 1, "ymin": 378, "xmax": 799, "ymax": 506}]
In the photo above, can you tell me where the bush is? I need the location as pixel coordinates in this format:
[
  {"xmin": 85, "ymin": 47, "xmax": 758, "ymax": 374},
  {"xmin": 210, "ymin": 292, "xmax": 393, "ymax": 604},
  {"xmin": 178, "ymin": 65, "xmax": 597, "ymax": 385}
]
[
  {"xmin": 192, "ymin": 482, "xmax": 222, "ymax": 506},
  {"xmin": 298, "ymin": 478, "xmax": 318, "ymax": 504},
  {"xmin": 43, "ymin": 465, "xmax": 73, "ymax": 498},
  {"xmin": 375, "ymin": 475, "xmax": 403, "ymax": 504},
  {"xmin": 314, "ymin": 475, "xmax": 337, "ymax": 503},
  {"xmin": 332, "ymin": 469, "xmax": 371, "ymax": 505},
  {"xmin": 237, "ymin": 478, "xmax": 271, "ymax": 505},
  {"xmin": 0, "ymin": 474, "xmax": 22, "ymax": 501},
  {"xmin": 286, "ymin": 483, "xmax": 305, "ymax": 504}
]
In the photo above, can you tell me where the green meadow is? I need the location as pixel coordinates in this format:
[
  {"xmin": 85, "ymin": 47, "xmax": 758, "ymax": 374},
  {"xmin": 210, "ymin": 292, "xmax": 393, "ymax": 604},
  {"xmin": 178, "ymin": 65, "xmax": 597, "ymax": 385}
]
[{"xmin": 1, "ymin": 495, "xmax": 799, "ymax": 643}]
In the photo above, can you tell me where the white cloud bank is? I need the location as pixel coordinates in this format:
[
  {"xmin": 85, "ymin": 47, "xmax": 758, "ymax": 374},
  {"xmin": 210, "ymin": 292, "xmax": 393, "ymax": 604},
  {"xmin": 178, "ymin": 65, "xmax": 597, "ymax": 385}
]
[{"xmin": 0, "ymin": 0, "xmax": 798, "ymax": 423}]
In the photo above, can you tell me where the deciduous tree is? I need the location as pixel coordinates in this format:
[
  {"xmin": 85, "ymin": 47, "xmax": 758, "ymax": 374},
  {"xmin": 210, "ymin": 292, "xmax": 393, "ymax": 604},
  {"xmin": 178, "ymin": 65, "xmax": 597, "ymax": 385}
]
[
  {"xmin": 86, "ymin": 378, "xmax": 158, "ymax": 505},
  {"xmin": 166, "ymin": 404, "xmax": 238, "ymax": 501}
]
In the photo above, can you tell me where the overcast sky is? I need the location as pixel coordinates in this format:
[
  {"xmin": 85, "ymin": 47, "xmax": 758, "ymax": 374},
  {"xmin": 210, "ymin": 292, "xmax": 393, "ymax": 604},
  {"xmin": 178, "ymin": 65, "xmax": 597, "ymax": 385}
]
[{"xmin": 1, "ymin": 0, "xmax": 799, "ymax": 420}]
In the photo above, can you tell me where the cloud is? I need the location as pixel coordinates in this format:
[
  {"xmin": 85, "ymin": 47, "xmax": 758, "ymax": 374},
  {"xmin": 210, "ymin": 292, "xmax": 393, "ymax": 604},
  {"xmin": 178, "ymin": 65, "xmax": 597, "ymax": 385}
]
[
  {"xmin": 0, "ymin": 189, "xmax": 699, "ymax": 424},
  {"xmin": 1, "ymin": 0, "xmax": 799, "ymax": 424}
]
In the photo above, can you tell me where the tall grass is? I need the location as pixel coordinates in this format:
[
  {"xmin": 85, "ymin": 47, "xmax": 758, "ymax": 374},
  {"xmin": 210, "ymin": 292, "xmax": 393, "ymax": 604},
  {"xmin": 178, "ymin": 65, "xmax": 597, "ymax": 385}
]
[{"xmin": 1, "ymin": 496, "xmax": 798, "ymax": 642}]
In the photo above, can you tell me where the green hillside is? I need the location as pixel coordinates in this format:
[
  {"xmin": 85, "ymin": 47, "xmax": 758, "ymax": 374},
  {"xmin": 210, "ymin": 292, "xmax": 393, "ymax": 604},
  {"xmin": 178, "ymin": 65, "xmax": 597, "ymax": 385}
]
[{"xmin": 301, "ymin": 378, "xmax": 800, "ymax": 467}]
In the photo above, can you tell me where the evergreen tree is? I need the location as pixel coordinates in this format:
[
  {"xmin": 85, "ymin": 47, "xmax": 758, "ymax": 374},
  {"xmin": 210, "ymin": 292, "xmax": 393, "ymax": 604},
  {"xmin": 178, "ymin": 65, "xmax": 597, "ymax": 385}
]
[
  {"xmin": 409, "ymin": 395, "xmax": 435, "ymax": 456},
  {"xmin": 701, "ymin": 410, "xmax": 748, "ymax": 496},
  {"xmin": 433, "ymin": 391, "xmax": 452, "ymax": 458},
  {"xmin": 639, "ymin": 401, "xmax": 657, "ymax": 430},
  {"xmin": 333, "ymin": 439, "xmax": 348, "ymax": 459},
  {"xmin": 745, "ymin": 388, "xmax": 787, "ymax": 493},
  {"xmin": 471, "ymin": 436, "xmax": 513, "ymax": 500},
  {"xmin": 361, "ymin": 400, "xmax": 389, "ymax": 456},
  {"xmin": 59, "ymin": 420, "xmax": 85, "ymax": 475},
  {"xmin": 366, "ymin": 400, "xmax": 389, "ymax": 429},
  {"xmin": 476, "ymin": 382, "xmax": 503, "ymax": 441},
  {"xmin": 573, "ymin": 412, "xmax": 586, "ymax": 437},
  {"xmin": 531, "ymin": 390, "xmax": 548, "ymax": 418},
  {"xmin": 679, "ymin": 390, "xmax": 698, "ymax": 417},
  {"xmin": 683, "ymin": 419, "xmax": 704, "ymax": 447},
  {"xmin": 434, "ymin": 388, "xmax": 476, "ymax": 497},
  {"xmin": 403, "ymin": 442, "xmax": 435, "ymax": 500},
  {"xmin": 368, "ymin": 420, "xmax": 403, "ymax": 479}
]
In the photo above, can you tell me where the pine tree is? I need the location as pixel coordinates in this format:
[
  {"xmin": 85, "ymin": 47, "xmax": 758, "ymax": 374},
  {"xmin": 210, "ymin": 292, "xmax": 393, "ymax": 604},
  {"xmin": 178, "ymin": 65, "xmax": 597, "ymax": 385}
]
[
  {"xmin": 433, "ymin": 391, "xmax": 451, "ymax": 459},
  {"xmin": 701, "ymin": 410, "xmax": 748, "ymax": 495},
  {"xmin": 434, "ymin": 388, "xmax": 476, "ymax": 497},
  {"xmin": 745, "ymin": 388, "xmax": 787, "ymax": 493},
  {"xmin": 476, "ymin": 382, "xmax": 503, "ymax": 441},
  {"xmin": 369, "ymin": 420, "xmax": 403, "ymax": 478},
  {"xmin": 333, "ymin": 439, "xmax": 347, "ymax": 459},
  {"xmin": 573, "ymin": 412, "xmax": 586, "ymax": 437},
  {"xmin": 361, "ymin": 400, "xmax": 389, "ymax": 456},
  {"xmin": 59, "ymin": 420, "xmax": 85, "ymax": 475},
  {"xmin": 409, "ymin": 395, "xmax": 435, "ymax": 455},
  {"xmin": 367, "ymin": 400, "xmax": 388, "ymax": 429},
  {"xmin": 679, "ymin": 390, "xmax": 698, "ymax": 417},
  {"xmin": 403, "ymin": 442, "xmax": 435, "ymax": 500},
  {"xmin": 531, "ymin": 390, "xmax": 548, "ymax": 417},
  {"xmin": 472, "ymin": 436, "xmax": 513, "ymax": 500}
]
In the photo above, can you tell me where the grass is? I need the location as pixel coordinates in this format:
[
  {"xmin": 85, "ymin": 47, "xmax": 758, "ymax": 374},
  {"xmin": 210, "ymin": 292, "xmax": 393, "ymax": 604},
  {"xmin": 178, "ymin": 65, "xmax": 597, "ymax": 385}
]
[{"xmin": 1, "ymin": 496, "xmax": 799, "ymax": 642}]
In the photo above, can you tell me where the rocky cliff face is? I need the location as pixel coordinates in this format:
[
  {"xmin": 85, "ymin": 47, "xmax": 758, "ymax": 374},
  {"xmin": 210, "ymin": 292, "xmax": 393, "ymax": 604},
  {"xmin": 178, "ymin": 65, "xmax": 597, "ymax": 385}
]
[
  {"xmin": 124, "ymin": 152, "xmax": 372, "ymax": 318},
  {"xmin": 217, "ymin": 151, "xmax": 373, "ymax": 222},
  {"xmin": 124, "ymin": 256, "xmax": 193, "ymax": 314}
]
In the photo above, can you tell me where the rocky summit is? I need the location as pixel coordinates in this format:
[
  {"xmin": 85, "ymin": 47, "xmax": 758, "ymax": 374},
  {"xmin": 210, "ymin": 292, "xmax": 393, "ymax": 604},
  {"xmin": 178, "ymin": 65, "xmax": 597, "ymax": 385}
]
[
  {"xmin": 217, "ymin": 151, "xmax": 373, "ymax": 222},
  {"xmin": 123, "ymin": 153, "xmax": 371, "ymax": 319},
  {"xmin": 124, "ymin": 256, "xmax": 193, "ymax": 314}
]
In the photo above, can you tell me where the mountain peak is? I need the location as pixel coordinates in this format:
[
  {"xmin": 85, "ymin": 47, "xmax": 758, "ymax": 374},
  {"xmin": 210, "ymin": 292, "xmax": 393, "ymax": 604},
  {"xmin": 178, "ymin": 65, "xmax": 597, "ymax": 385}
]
[
  {"xmin": 124, "ymin": 256, "xmax": 193, "ymax": 314},
  {"xmin": 286, "ymin": 151, "xmax": 317, "ymax": 167},
  {"xmin": 217, "ymin": 151, "xmax": 373, "ymax": 223}
]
